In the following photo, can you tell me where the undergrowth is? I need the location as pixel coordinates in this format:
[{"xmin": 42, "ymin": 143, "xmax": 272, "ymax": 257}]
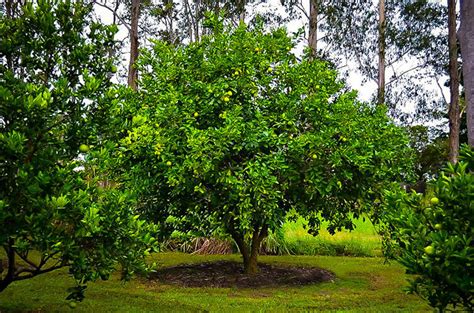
[{"xmin": 161, "ymin": 216, "xmax": 381, "ymax": 257}]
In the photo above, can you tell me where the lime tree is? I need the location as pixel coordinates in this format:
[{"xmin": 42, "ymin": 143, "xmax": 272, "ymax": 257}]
[
  {"xmin": 381, "ymin": 146, "xmax": 474, "ymax": 311},
  {"xmin": 118, "ymin": 19, "xmax": 413, "ymax": 274},
  {"xmin": 0, "ymin": 1, "xmax": 156, "ymax": 296}
]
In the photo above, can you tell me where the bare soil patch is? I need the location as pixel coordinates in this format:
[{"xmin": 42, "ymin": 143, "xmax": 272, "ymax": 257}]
[{"xmin": 148, "ymin": 261, "xmax": 335, "ymax": 288}]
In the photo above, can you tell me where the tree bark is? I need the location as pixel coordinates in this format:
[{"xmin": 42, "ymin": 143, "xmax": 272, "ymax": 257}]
[
  {"xmin": 245, "ymin": 247, "xmax": 259, "ymax": 275},
  {"xmin": 238, "ymin": 0, "xmax": 246, "ymax": 23},
  {"xmin": 244, "ymin": 226, "xmax": 268, "ymax": 274},
  {"xmin": 230, "ymin": 225, "xmax": 268, "ymax": 275},
  {"xmin": 193, "ymin": 0, "xmax": 201, "ymax": 42},
  {"xmin": 459, "ymin": 0, "xmax": 474, "ymax": 147},
  {"xmin": 448, "ymin": 0, "xmax": 460, "ymax": 162},
  {"xmin": 377, "ymin": 0, "xmax": 386, "ymax": 106},
  {"xmin": 5, "ymin": 0, "xmax": 13, "ymax": 18},
  {"xmin": 308, "ymin": 0, "xmax": 318, "ymax": 59},
  {"xmin": 183, "ymin": 0, "xmax": 194, "ymax": 42},
  {"xmin": 128, "ymin": 0, "xmax": 140, "ymax": 91},
  {"xmin": 0, "ymin": 238, "xmax": 16, "ymax": 292}
]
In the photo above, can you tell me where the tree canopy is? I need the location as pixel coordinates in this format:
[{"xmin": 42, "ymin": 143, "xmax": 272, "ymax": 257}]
[
  {"xmin": 116, "ymin": 20, "xmax": 414, "ymax": 273},
  {"xmin": 0, "ymin": 0, "xmax": 156, "ymax": 297}
]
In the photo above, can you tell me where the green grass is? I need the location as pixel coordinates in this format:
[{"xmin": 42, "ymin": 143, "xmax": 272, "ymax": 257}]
[
  {"xmin": 281, "ymin": 217, "xmax": 382, "ymax": 257},
  {"xmin": 168, "ymin": 216, "xmax": 382, "ymax": 257},
  {"xmin": 0, "ymin": 252, "xmax": 430, "ymax": 312}
]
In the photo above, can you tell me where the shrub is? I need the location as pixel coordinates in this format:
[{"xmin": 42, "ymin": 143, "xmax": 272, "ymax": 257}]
[
  {"xmin": 381, "ymin": 145, "xmax": 474, "ymax": 311},
  {"xmin": 0, "ymin": 1, "xmax": 156, "ymax": 297}
]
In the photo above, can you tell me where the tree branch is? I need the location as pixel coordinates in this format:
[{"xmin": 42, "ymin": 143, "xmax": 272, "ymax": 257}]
[
  {"xmin": 435, "ymin": 77, "xmax": 448, "ymax": 107},
  {"xmin": 294, "ymin": 0, "xmax": 309, "ymax": 20},
  {"xmin": 15, "ymin": 250, "xmax": 39, "ymax": 270},
  {"xmin": 13, "ymin": 264, "xmax": 64, "ymax": 281},
  {"xmin": 92, "ymin": 0, "xmax": 131, "ymax": 32},
  {"xmin": 386, "ymin": 64, "xmax": 426, "ymax": 87}
]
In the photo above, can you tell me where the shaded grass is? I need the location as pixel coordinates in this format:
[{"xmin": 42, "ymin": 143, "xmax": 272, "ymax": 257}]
[{"xmin": 0, "ymin": 252, "xmax": 429, "ymax": 312}]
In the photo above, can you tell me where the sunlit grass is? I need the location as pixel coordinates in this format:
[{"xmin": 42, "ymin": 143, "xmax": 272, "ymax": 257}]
[
  {"xmin": 0, "ymin": 252, "xmax": 429, "ymax": 312},
  {"xmin": 282, "ymin": 216, "xmax": 382, "ymax": 257}
]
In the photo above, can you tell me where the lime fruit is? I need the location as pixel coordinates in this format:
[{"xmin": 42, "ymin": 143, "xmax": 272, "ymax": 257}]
[{"xmin": 79, "ymin": 144, "xmax": 89, "ymax": 153}]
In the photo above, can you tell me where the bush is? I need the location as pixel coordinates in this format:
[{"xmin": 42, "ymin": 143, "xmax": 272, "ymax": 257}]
[
  {"xmin": 0, "ymin": 1, "xmax": 156, "ymax": 297},
  {"xmin": 381, "ymin": 145, "xmax": 474, "ymax": 311}
]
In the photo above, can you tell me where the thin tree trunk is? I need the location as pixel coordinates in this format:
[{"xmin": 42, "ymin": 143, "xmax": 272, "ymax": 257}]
[
  {"xmin": 308, "ymin": 0, "xmax": 318, "ymax": 59},
  {"xmin": 377, "ymin": 0, "xmax": 386, "ymax": 106},
  {"xmin": 448, "ymin": 0, "xmax": 460, "ymax": 162},
  {"xmin": 5, "ymin": 0, "xmax": 13, "ymax": 18},
  {"xmin": 168, "ymin": 1, "xmax": 175, "ymax": 44},
  {"xmin": 237, "ymin": 0, "xmax": 247, "ymax": 23},
  {"xmin": 244, "ymin": 229, "xmax": 260, "ymax": 274},
  {"xmin": 128, "ymin": 0, "xmax": 140, "ymax": 91},
  {"xmin": 183, "ymin": 0, "xmax": 194, "ymax": 42},
  {"xmin": 230, "ymin": 231, "xmax": 250, "ymax": 270},
  {"xmin": 193, "ymin": 0, "xmax": 200, "ymax": 42},
  {"xmin": 5, "ymin": 0, "xmax": 15, "ymax": 70},
  {"xmin": 459, "ymin": 0, "xmax": 474, "ymax": 147},
  {"xmin": 246, "ymin": 247, "xmax": 259, "ymax": 274}
]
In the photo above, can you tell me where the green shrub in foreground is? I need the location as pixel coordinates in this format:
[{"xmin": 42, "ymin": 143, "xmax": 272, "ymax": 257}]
[
  {"xmin": 0, "ymin": 1, "xmax": 157, "ymax": 298},
  {"xmin": 382, "ymin": 146, "xmax": 474, "ymax": 311}
]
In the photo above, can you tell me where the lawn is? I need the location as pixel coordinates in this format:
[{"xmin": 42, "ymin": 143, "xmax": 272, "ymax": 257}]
[{"xmin": 0, "ymin": 252, "xmax": 430, "ymax": 312}]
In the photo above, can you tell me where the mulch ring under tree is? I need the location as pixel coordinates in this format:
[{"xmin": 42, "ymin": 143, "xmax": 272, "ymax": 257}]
[{"xmin": 147, "ymin": 261, "xmax": 335, "ymax": 288}]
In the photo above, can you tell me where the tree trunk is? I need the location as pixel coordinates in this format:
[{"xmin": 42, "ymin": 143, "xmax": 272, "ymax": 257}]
[
  {"xmin": 5, "ymin": 0, "xmax": 13, "ymax": 18},
  {"xmin": 245, "ymin": 247, "xmax": 259, "ymax": 275},
  {"xmin": 459, "ymin": 0, "xmax": 474, "ymax": 147},
  {"xmin": 183, "ymin": 0, "xmax": 194, "ymax": 42},
  {"xmin": 308, "ymin": 0, "xmax": 318, "ymax": 59},
  {"xmin": 377, "ymin": 0, "xmax": 386, "ymax": 106},
  {"xmin": 238, "ymin": 0, "xmax": 246, "ymax": 23},
  {"xmin": 230, "ymin": 226, "xmax": 268, "ymax": 275},
  {"xmin": 0, "ymin": 238, "xmax": 16, "ymax": 292},
  {"xmin": 448, "ymin": 0, "xmax": 460, "ymax": 162},
  {"xmin": 128, "ymin": 0, "xmax": 140, "ymax": 91},
  {"xmin": 244, "ymin": 226, "xmax": 268, "ymax": 274},
  {"xmin": 193, "ymin": 0, "xmax": 200, "ymax": 42}
]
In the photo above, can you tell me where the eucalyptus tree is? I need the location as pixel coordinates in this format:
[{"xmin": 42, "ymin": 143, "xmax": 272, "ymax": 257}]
[
  {"xmin": 459, "ymin": 0, "xmax": 474, "ymax": 146},
  {"xmin": 448, "ymin": 0, "xmax": 460, "ymax": 162},
  {"xmin": 128, "ymin": 0, "xmax": 140, "ymax": 90},
  {"xmin": 322, "ymin": 0, "xmax": 447, "ymax": 121}
]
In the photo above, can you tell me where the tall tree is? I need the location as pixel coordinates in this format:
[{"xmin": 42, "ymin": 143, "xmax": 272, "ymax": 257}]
[
  {"xmin": 322, "ymin": 1, "xmax": 447, "ymax": 122},
  {"xmin": 128, "ymin": 0, "xmax": 140, "ymax": 90},
  {"xmin": 459, "ymin": 0, "xmax": 474, "ymax": 146},
  {"xmin": 308, "ymin": 0, "xmax": 318, "ymax": 58},
  {"xmin": 377, "ymin": 0, "xmax": 386, "ymax": 105},
  {"xmin": 448, "ymin": 0, "xmax": 460, "ymax": 162}
]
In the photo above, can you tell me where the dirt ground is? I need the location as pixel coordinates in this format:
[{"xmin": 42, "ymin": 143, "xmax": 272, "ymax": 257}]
[{"xmin": 148, "ymin": 260, "xmax": 335, "ymax": 288}]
